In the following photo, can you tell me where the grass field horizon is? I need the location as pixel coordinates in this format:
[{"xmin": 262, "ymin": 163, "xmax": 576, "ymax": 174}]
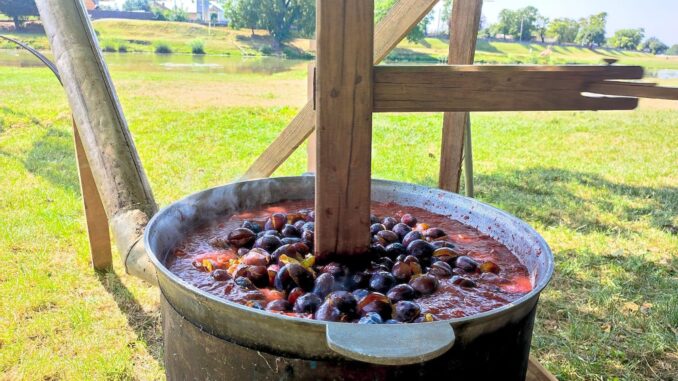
[
  {"xmin": 2, "ymin": 18, "xmax": 678, "ymax": 69},
  {"xmin": 1, "ymin": 19, "xmax": 677, "ymax": 380}
]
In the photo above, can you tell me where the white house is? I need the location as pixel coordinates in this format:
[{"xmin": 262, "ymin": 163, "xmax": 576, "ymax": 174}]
[{"xmin": 154, "ymin": 0, "xmax": 225, "ymax": 23}]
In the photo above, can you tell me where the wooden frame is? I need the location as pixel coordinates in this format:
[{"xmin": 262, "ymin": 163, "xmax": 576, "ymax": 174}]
[
  {"xmin": 439, "ymin": 0, "xmax": 483, "ymax": 193},
  {"xmin": 73, "ymin": 120, "xmax": 112, "ymax": 269},
  {"xmin": 241, "ymin": 0, "xmax": 439, "ymax": 180},
  {"xmin": 314, "ymin": 0, "xmax": 374, "ymax": 260}
]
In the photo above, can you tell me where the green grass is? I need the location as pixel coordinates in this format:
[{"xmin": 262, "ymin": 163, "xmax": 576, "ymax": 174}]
[{"xmin": 1, "ymin": 63, "xmax": 677, "ymax": 380}]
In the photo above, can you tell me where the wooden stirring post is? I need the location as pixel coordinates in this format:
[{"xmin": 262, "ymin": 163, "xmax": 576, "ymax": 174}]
[{"xmin": 314, "ymin": 0, "xmax": 374, "ymax": 262}]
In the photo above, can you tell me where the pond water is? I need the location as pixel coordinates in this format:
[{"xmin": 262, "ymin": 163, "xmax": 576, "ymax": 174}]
[
  {"xmin": 0, "ymin": 49, "xmax": 308, "ymax": 75},
  {"xmin": 1, "ymin": 49, "xmax": 677, "ymax": 79}
]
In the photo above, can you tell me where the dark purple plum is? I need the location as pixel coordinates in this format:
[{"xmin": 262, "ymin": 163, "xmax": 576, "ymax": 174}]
[
  {"xmin": 386, "ymin": 284, "xmax": 416, "ymax": 302},
  {"xmin": 294, "ymin": 293, "xmax": 322, "ymax": 314},
  {"xmin": 394, "ymin": 301, "xmax": 421, "ymax": 322}
]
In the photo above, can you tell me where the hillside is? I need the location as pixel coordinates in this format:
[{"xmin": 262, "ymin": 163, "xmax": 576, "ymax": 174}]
[
  {"xmin": 1, "ymin": 19, "xmax": 676, "ymax": 69},
  {"xmin": 391, "ymin": 38, "xmax": 678, "ymax": 69},
  {"xmin": 0, "ymin": 19, "xmax": 312, "ymax": 57}
]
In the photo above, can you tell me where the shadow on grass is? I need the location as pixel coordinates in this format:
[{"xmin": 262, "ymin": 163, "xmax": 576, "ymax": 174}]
[
  {"xmin": 532, "ymin": 246, "xmax": 677, "ymax": 380},
  {"xmin": 384, "ymin": 48, "xmax": 442, "ymax": 63},
  {"xmin": 96, "ymin": 270, "xmax": 164, "ymax": 365},
  {"xmin": 23, "ymin": 127, "xmax": 80, "ymax": 194},
  {"xmin": 476, "ymin": 39, "xmax": 501, "ymax": 53},
  {"xmin": 466, "ymin": 167, "xmax": 677, "ymax": 236}
]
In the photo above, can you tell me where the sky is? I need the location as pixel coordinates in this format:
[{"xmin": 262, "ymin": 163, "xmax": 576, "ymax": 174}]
[{"xmin": 432, "ymin": 0, "xmax": 678, "ymax": 46}]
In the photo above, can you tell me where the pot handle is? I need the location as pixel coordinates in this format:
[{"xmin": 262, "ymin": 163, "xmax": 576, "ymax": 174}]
[{"xmin": 325, "ymin": 322, "xmax": 455, "ymax": 365}]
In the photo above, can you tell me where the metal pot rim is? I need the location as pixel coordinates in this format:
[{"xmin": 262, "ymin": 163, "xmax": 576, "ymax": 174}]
[{"xmin": 145, "ymin": 176, "xmax": 554, "ymax": 329}]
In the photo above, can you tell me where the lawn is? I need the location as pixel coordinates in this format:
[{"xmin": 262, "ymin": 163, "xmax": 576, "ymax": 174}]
[{"xmin": 1, "ymin": 57, "xmax": 677, "ymax": 380}]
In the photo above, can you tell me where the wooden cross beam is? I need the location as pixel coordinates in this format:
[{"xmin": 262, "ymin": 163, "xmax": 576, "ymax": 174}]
[
  {"xmin": 305, "ymin": 0, "xmax": 678, "ymax": 263},
  {"xmin": 242, "ymin": 0, "xmax": 678, "ymax": 183},
  {"xmin": 241, "ymin": 0, "xmax": 439, "ymax": 180}
]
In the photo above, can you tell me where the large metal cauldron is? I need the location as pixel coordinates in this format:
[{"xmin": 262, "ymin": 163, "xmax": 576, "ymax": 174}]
[{"xmin": 145, "ymin": 176, "xmax": 553, "ymax": 380}]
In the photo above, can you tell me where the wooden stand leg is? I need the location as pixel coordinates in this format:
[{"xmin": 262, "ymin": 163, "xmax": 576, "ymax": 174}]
[
  {"xmin": 438, "ymin": 0, "xmax": 482, "ymax": 193},
  {"xmin": 306, "ymin": 62, "xmax": 316, "ymax": 173},
  {"xmin": 73, "ymin": 120, "xmax": 112, "ymax": 269},
  {"xmin": 527, "ymin": 356, "xmax": 558, "ymax": 381}
]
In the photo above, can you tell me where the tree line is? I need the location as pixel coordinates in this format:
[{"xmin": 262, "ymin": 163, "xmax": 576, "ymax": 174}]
[
  {"xmin": 482, "ymin": 6, "xmax": 674, "ymax": 55},
  {"xmin": 224, "ymin": 0, "xmax": 431, "ymax": 47}
]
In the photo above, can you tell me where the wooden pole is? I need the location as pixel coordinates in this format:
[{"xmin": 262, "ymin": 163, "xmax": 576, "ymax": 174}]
[
  {"xmin": 73, "ymin": 120, "xmax": 112, "ymax": 270},
  {"xmin": 314, "ymin": 0, "xmax": 374, "ymax": 262},
  {"xmin": 306, "ymin": 63, "xmax": 316, "ymax": 173},
  {"xmin": 438, "ymin": 0, "xmax": 482, "ymax": 193},
  {"xmin": 36, "ymin": 0, "xmax": 157, "ymax": 283},
  {"xmin": 242, "ymin": 0, "xmax": 438, "ymax": 180}
]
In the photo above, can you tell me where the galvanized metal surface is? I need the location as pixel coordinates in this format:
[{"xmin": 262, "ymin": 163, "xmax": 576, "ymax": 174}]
[
  {"xmin": 162, "ymin": 293, "xmax": 537, "ymax": 380},
  {"xmin": 145, "ymin": 176, "xmax": 553, "ymax": 366}
]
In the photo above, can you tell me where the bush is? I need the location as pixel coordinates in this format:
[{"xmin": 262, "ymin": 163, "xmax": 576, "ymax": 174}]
[
  {"xmin": 190, "ymin": 39, "xmax": 205, "ymax": 55},
  {"xmin": 282, "ymin": 46, "xmax": 313, "ymax": 59},
  {"xmin": 154, "ymin": 41, "xmax": 172, "ymax": 54},
  {"xmin": 259, "ymin": 46, "xmax": 273, "ymax": 56},
  {"xmin": 117, "ymin": 41, "xmax": 128, "ymax": 53},
  {"xmin": 102, "ymin": 41, "xmax": 116, "ymax": 52}
]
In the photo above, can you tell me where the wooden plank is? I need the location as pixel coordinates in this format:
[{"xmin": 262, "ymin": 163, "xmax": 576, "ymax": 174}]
[
  {"xmin": 314, "ymin": 0, "xmax": 374, "ymax": 262},
  {"xmin": 526, "ymin": 356, "xmax": 558, "ymax": 381},
  {"xmin": 373, "ymin": 0, "xmax": 439, "ymax": 63},
  {"xmin": 373, "ymin": 65, "xmax": 642, "ymax": 112},
  {"xmin": 241, "ymin": 103, "xmax": 316, "ymax": 179},
  {"xmin": 73, "ymin": 120, "xmax": 112, "ymax": 270},
  {"xmin": 241, "ymin": 0, "xmax": 438, "ymax": 180},
  {"xmin": 586, "ymin": 81, "xmax": 678, "ymax": 100},
  {"xmin": 306, "ymin": 63, "xmax": 316, "ymax": 173},
  {"xmin": 439, "ymin": 0, "xmax": 482, "ymax": 193}
]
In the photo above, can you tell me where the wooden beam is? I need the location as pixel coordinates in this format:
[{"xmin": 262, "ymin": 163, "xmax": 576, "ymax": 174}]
[
  {"xmin": 73, "ymin": 120, "xmax": 112, "ymax": 270},
  {"xmin": 373, "ymin": 0, "xmax": 439, "ymax": 63},
  {"xmin": 439, "ymin": 0, "xmax": 482, "ymax": 193},
  {"xmin": 373, "ymin": 65, "xmax": 642, "ymax": 112},
  {"xmin": 241, "ymin": 0, "xmax": 438, "ymax": 180},
  {"xmin": 306, "ymin": 63, "xmax": 316, "ymax": 173},
  {"xmin": 526, "ymin": 356, "xmax": 558, "ymax": 381},
  {"xmin": 314, "ymin": 0, "xmax": 374, "ymax": 262},
  {"xmin": 586, "ymin": 81, "xmax": 678, "ymax": 100}
]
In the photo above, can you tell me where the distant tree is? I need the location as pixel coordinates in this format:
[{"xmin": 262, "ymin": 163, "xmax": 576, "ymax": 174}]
[
  {"xmin": 535, "ymin": 15, "xmax": 549, "ymax": 43},
  {"xmin": 638, "ymin": 37, "xmax": 668, "ymax": 54},
  {"xmin": 441, "ymin": 0, "xmax": 452, "ymax": 26},
  {"xmin": 225, "ymin": 0, "xmax": 314, "ymax": 46},
  {"xmin": 224, "ymin": 0, "xmax": 261, "ymax": 35},
  {"xmin": 575, "ymin": 12, "xmax": 607, "ymax": 47},
  {"xmin": 666, "ymin": 44, "xmax": 678, "ymax": 56},
  {"xmin": 607, "ymin": 28, "xmax": 645, "ymax": 50},
  {"xmin": 376, "ymin": 0, "xmax": 432, "ymax": 43},
  {"xmin": 169, "ymin": 8, "xmax": 187, "ymax": 22},
  {"xmin": 493, "ymin": 6, "xmax": 540, "ymax": 41},
  {"xmin": 547, "ymin": 17, "xmax": 579, "ymax": 43},
  {"xmin": 123, "ymin": 0, "xmax": 151, "ymax": 12},
  {"xmin": 0, "ymin": 0, "xmax": 38, "ymax": 30}
]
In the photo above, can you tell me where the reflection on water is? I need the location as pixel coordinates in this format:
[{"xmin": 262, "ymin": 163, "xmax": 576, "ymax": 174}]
[{"xmin": 0, "ymin": 49, "xmax": 307, "ymax": 75}]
